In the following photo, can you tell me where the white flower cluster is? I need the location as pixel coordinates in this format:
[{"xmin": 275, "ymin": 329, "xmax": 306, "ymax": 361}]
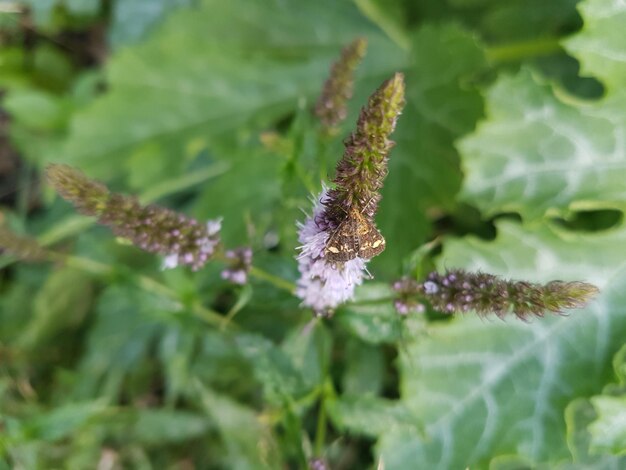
[
  {"xmin": 296, "ymin": 190, "xmax": 367, "ymax": 315},
  {"xmin": 162, "ymin": 218, "xmax": 222, "ymax": 270}
]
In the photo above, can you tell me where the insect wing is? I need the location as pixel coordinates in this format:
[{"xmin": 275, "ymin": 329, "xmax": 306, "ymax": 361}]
[
  {"xmin": 324, "ymin": 218, "xmax": 358, "ymax": 262},
  {"xmin": 356, "ymin": 217, "xmax": 386, "ymax": 259}
]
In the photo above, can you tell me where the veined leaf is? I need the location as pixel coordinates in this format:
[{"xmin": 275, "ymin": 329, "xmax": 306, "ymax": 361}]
[
  {"xmin": 377, "ymin": 220, "xmax": 626, "ymax": 468},
  {"xmin": 459, "ymin": 0, "xmax": 626, "ymax": 220},
  {"xmin": 458, "ymin": 69, "xmax": 626, "ymax": 219},
  {"xmin": 564, "ymin": 0, "xmax": 626, "ymax": 93}
]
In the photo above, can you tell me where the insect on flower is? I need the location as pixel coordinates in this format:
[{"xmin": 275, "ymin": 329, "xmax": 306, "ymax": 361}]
[{"xmin": 324, "ymin": 205, "xmax": 385, "ymax": 262}]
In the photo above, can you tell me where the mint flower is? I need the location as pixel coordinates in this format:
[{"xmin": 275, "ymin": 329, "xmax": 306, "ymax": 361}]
[
  {"xmin": 308, "ymin": 458, "xmax": 329, "ymax": 470},
  {"xmin": 315, "ymin": 37, "xmax": 367, "ymax": 132},
  {"xmin": 325, "ymin": 72, "xmax": 405, "ymax": 223},
  {"xmin": 221, "ymin": 246, "xmax": 253, "ymax": 285},
  {"xmin": 46, "ymin": 164, "xmax": 221, "ymax": 271},
  {"xmin": 296, "ymin": 74, "xmax": 405, "ymax": 315},
  {"xmin": 296, "ymin": 189, "xmax": 367, "ymax": 316},
  {"xmin": 393, "ymin": 270, "xmax": 599, "ymax": 320}
]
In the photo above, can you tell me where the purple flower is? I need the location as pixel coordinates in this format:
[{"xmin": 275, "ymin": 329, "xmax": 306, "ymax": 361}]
[
  {"xmin": 0, "ymin": 227, "xmax": 49, "ymax": 262},
  {"xmin": 296, "ymin": 189, "xmax": 368, "ymax": 316},
  {"xmin": 46, "ymin": 164, "xmax": 222, "ymax": 271},
  {"xmin": 315, "ymin": 37, "xmax": 367, "ymax": 132},
  {"xmin": 221, "ymin": 246, "xmax": 253, "ymax": 285},
  {"xmin": 391, "ymin": 270, "xmax": 599, "ymax": 320}
]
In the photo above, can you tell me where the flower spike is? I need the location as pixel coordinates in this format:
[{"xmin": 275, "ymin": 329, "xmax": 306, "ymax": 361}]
[
  {"xmin": 47, "ymin": 164, "xmax": 221, "ymax": 271},
  {"xmin": 315, "ymin": 37, "xmax": 367, "ymax": 132},
  {"xmin": 393, "ymin": 269, "xmax": 599, "ymax": 320}
]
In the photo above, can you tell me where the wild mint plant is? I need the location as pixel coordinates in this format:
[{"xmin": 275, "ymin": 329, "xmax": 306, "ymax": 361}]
[
  {"xmin": 5, "ymin": 42, "xmax": 598, "ymax": 321},
  {"xmin": 297, "ymin": 73, "xmax": 404, "ymax": 316},
  {"xmin": 1, "ymin": 0, "xmax": 622, "ymax": 467}
]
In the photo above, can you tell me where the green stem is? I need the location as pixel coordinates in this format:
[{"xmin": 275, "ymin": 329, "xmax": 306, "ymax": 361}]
[
  {"xmin": 314, "ymin": 388, "xmax": 328, "ymax": 457},
  {"xmin": 485, "ymin": 37, "xmax": 562, "ymax": 64},
  {"xmin": 314, "ymin": 322, "xmax": 333, "ymax": 457},
  {"xmin": 63, "ymin": 254, "xmax": 225, "ymax": 327},
  {"xmin": 138, "ymin": 161, "xmax": 230, "ymax": 204},
  {"xmin": 17, "ymin": 162, "xmax": 33, "ymax": 222},
  {"xmin": 248, "ymin": 266, "xmax": 296, "ymax": 293},
  {"xmin": 346, "ymin": 296, "xmax": 395, "ymax": 306}
]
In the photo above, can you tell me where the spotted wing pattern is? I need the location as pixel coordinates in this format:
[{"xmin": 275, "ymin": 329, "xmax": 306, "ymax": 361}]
[
  {"xmin": 355, "ymin": 211, "xmax": 386, "ymax": 259},
  {"xmin": 324, "ymin": 216, "xmax": 359, "ymax": 262},
  {"xmin": 324, "ymin": 208, "xmax": 386, "ymax": 262}
]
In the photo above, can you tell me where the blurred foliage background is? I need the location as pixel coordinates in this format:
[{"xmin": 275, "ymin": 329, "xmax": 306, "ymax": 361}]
[{"xmin": 1, "ymin": 0, "xmax": 626, "ymax": 468}]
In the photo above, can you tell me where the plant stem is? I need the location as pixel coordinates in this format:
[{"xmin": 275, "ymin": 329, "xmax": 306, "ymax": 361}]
[
  {"xmin": 486, "ymin": 37, "xmax": 562, "ymax": 64},
  {"xmin": 314, "ymin": 321, "xmax": 332, "ymax": 457},
  {"xmin": 347, "ymin": 296, "xmax": 395, "ymax": 306},
  {"xmin": 248, "ymin": 266, "xmax": 296, "ymax": 293},
  {"xmin": 314, "ymin": 387, "xmax": 328, "ymax": 457},
  {"xmin": 138, "ymin": 161, "xmax": 230, "ymax": 204}
]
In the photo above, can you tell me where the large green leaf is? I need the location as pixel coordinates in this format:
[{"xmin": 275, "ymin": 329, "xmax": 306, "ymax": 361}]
[
  {"xmin": 584, "ymin": 345, "xmax": 626, "ymax": 456},
  {"xmin": 377, "ymin": 220, "xmax": 626, "ymax": 468},
  {"xmin": 458, "ymin": 70, "xmax": 626, "ymax": 219},
  {"xmin": 71, "ymin": 285, "xmax": 165, "ymax": 400},
  {"xmin": 235, "ymin": 333, "xmax": 310, "ymax": 406},
  {"xmin": 58, "ymin": 0, "xmax": 406, "ymax": 186},
  {"xmin": 588, "ymin": 396, "xmax": 626, "ymax": 455},
  {"xmin": 19, "ymin": 267, "xmax": 93, "ymax": 349},
  {"xmin": 108, "ymin": 0, "xmax": 194, "ymax": 48},
  {"xmin": 564, "ymin": 0, "xmax": 626, "ymax": 93},
  {"xmin": 195, "ymin": 383, "xmax": 283, "ymax": 469},
  {"xmin": 373, "ymin": 23, "xmax": 486, "ymax": 274},
  {"xmin": 459, "ymin": 0, "xmax": 626, "ymax": 220},
  {"xmin": 562, "ymin": 398, "xmax": 626, "ymax": 469},
  {"xmin": 126, "ymin": 408, "xmax": 211, "ymax": 445}
]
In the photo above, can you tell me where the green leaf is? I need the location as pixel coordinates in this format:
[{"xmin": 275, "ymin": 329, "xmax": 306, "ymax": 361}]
[
  {"xmin": 129, "ymin": 409, "xmax": 211, "ymax": 445},
  {"xmin": 19, "ymin": 267, "xmax": 93, "ymax": 348},
  {"xmin": 108, "ymin": 0, "xmax": 194, "ymax": 48},
  {"xmin": 564, "ymin": 0, "xmax": 626, "ymax": 93},
  {"xmin": 59, "ymin": 0, "xmax": 406, "ymax": 186},
  {"xmin": 460, "ymin": 0, "xmax": 626, "ymax": 220},
  {"xmin": 408, "ymin": 23, "xmax": 486, "ymax": 136},
  {"xmin": 24, "ymin": 401, "xmax": 107, "ymax": 442},
  {"xmin": 328, "ymin": 395, "xmax": 420, "ymax": 438},
  {"xmin": 588, "ymin": 396, "xmax": 626, "ymax": 455},
  {"xmin": 563, "ymin": 398, "xmax": 626, "ymax": 468},
  {"xmin": 458, "ymin": 69, "xmax": 626, "ymax": 219},
  {"xmin": 72, "ymin": 285, "xmax": 164, "ymax": 400},
  {"xmin": 377, "ymin": 220, "xmax": 626, "ymax": 468},
  {"xmin": 582, "ymin": 344, "xmax": 626, "ymax": 457},
  {"xmin": 195, "ymin": 382, "xmax": 283, "ymax": 469},
  {"xmin": 235, "ymin": 333, "xmax": 309, "ymax": 406},
  {"xmin": 281, "ymin": 321, "xmax": 332, "ymax": 391},
  {"xmin": 336, "ymin": 283, "xmax": 404, "ymax": 344},
  {"xmin": 477, "ymin": 0, "xmax": 580, "ymax": 43},
  {"xmin": 373, "ymin": 23, "xmax": 486, "ymax": 274},
  {"xmin": 342, "ymin": 339, "xmax": 384, "ymax": 396},
  {"xmin": 4, "ymin": 89, "xmax": 67, "ymax": 131}
]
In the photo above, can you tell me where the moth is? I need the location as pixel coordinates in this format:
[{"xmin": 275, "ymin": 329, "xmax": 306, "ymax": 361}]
[{"xmin": 324, "ymin": 206, "xmax": 386, "ymax": 262}]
